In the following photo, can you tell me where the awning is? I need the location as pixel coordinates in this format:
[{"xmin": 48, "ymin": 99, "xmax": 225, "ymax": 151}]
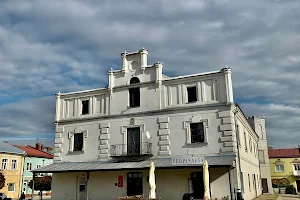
[{"xmin": 32, "ymin": 155, "xmax": 235, "ymax": 173}]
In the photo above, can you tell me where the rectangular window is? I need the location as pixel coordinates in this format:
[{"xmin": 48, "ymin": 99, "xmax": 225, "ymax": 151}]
[
  {"xmin": 74, "ymin": 133, "xmax": 84, "ymax": 151},
  {"xmin": 244, "ymin": 132, "xmax": 248, "ymax": 151},
  {"xmin": 294, "ymin": 164, "xmax": 300, "ymax": 171},
  {"xmin": 249, "ymin": 137, "xmax": 253, "ymax": 152},
  {"xmin": 11, "ymin": 159, "xmax": 17, "ymax": 170},
  {"xmin": 258, "ymin": 150, "xmax": 265, "ymax": 164},
  {"xmin": 36, "ymin": 164, "xmax": 42, "ymax": 169},
  {"xmin": 248, "ymin": 174, "xmax": 251, "ymax": 192},
  {"xmin": 26, "ymin": 163, "xmax": 32, "ymax": 170},
  {"xmin": 82, "ymin": 100, "xmax": 89, "ymax": 115},
  {"xmin": 187, "ymin": 86, "xmax": 197, "ymax": 103},
  {"xmin": 275, "ymin": 164, "xmax": 284, "ymax": 172},
  {"xmin": 1, "ymin": 159, "xmax": 8, "ymax": 170},
  {"xmin": 8, "ymin": 183, "xmax": 15, "ymax": 192},
  {"xmin": 190, "ymin": 123, "xmax": 204, "ymax": 143}
]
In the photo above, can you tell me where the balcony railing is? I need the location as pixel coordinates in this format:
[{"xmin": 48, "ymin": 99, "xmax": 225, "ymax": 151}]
[{"xmin": 110, "ymin": 142, "xmax": 152, "ymax": 157}]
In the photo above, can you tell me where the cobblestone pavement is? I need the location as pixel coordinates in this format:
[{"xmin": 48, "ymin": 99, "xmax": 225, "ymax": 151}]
[{"xmin": 277, "ymin": 195, "xmax": 300, "ymax": 200}]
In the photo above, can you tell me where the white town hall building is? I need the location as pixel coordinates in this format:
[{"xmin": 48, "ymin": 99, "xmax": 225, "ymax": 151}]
[{"xmin": 34, "ymin": 49, "xmax": 272, "ymax": 200}]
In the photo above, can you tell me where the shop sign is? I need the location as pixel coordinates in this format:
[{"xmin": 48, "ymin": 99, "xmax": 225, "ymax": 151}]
[{"xmin": 172, "ymin": 157, "xmax": 204, "ymax": 165}]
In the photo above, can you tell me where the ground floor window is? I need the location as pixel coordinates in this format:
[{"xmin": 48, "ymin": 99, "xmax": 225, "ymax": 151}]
[
  {"xmin": 8, "ymin": 183, "xmax": 15, "ymax": 192},
  {"xmin": 127, "ymin": 172, "xmax": 143, "ymax": 196}
]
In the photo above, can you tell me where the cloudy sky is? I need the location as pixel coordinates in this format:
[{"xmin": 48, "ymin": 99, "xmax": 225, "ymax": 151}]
[{"xmin": 0, "ymin": 0, "xmax": 299, "ymax": 148}]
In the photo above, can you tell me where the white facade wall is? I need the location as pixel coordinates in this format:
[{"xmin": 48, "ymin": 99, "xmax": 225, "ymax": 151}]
[
  {"xmin": 51, "ymin": 49, "xmax": 270, "ymax": 200},
  {"xmin": 52, "ymin": 168, "xmax": 231, "ymax": 200}
]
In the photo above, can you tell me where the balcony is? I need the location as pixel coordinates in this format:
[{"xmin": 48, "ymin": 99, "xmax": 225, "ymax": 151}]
[{"xmin": 110, "ymin": 142, "xmax": 152, "ymax": 161}]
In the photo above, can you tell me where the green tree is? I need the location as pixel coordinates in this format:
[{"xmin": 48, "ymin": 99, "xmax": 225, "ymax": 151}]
[
  {"xmin": 29, "ymin": 175, "xmax": 52, "ymax": 200},
  {"xmin": 0, "ymin": 172, "xmax": 6, "ymax": 189}
]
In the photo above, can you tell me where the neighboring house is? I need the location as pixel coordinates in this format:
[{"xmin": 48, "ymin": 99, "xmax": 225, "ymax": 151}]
[
  {"xmin": 0, "ymin": 142, "xmax": 25, "ymax": 199},
  {"xmin": 34, "ymin": 48, "xmax": 272, "ymax": 200},
  {"xmin": 13, "ymin": 143, "xmax": 53, "ymax": 196},
  {"xmin": 269, "ymin": 148, "xmax": 300, "ymax": 193}
]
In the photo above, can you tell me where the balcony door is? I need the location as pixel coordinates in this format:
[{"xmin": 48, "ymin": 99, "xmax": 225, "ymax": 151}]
[{"xmin": 127, "ymin": 127, "xmax": 140, "ymax": 155}]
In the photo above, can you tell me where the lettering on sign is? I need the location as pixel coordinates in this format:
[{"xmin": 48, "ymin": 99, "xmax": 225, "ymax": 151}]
[{"xmin": 172, "ymin": 157, "xmax": 205, "ymax": 165}]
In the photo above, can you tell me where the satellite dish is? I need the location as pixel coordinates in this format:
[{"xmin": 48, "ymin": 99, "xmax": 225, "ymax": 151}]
[{"xmin": 146, "ymin": 131, "xmax": 151, "ymax": 139}]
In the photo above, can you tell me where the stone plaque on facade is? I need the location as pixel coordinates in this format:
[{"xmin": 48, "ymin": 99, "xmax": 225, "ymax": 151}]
[
  {"xmin": 130, "ymin": 118, "xmax": 135, "ymax": 125},
  {"xmin": 172, "ymin": 157, "xmax": 204, "ymax": 165}
]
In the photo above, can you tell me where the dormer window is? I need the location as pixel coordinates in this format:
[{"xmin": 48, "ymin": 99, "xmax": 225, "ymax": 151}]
[{"xmin": 129, "ymin": 77, "xmax": 140, "ymax": 108}]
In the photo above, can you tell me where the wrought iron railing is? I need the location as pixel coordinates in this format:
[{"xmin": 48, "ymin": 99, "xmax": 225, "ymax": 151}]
[{"xmin": 110, "ymin": 142, "xmax": 152, "ymax": 157}]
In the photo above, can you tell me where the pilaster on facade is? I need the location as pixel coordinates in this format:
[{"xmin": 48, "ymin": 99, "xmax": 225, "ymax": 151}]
[
  {"xmin": 98, "ymin": 122, "xmax": 110, "ymax": 160},
  {"xmin": 157, "ymin": 117, "xmax": 171, "ymax": 156},
  {"xmin": 218, "ymin": 110, "xmax": 237, "ymax": 153},
  {"xmin": 54, "ymin": 126, "xmax": 64, "ymax": 162}
]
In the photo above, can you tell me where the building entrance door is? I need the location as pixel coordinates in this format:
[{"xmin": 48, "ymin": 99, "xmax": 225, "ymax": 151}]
[
  {"xmin": 261, "ymin": 178, "xmax": 268, "ymax": 193},
  {"xmin": 127, "ymin": 128, "xmax": 140, "ymax": 155},
  {"xmin": 127, "ymin": 172, "xmax": 143, "ymax": 196},
  {"xmin": 191, "ymin": 172, "xmax": 204, "ymax": 199},
  {"xmin": 296, "ymin": 180, "xmax": 300, "ymax": 193}
]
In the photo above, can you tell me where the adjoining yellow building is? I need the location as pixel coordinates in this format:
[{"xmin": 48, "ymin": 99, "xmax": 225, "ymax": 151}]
[
  {"xmin": 269, "ymin": 148, "xmax": 300, "ymax": 193},
  {"xmin": 0, "ymin": 142, "xmax": 25, "ymax": 199}
]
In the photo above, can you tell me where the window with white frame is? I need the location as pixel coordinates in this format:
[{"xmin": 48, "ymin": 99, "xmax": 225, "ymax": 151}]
[
  {"xmin": 190, "ymin": 123, "xmax": 205, "ymax": 143},
  {"xmin": 1, "ymin": 159, "xmax": 8, "ymax": 170},
  {"xmin": 69, "ymin": 129, "xmax": 88, "ymax": 152},
  {"xmin": 11, "ymin": 159, "xmax": 17, "ymax": 170},
  {"xmin": 275, "ymin": 164, "xmax": 284, "ymax": 172},
  {"xmin": 248, "ymin": 174, "xmax": 251, "ymax": 192},
  {"xmin": 36, "ymin": 164, "xmax": 42, "ymax": 169},
  {"xmin": 8, "ymin": 183, "xmax": 15, "ymax": 192},
  {"xmin": 81, "ymin": 100, "xmax": 89, "ymax": 115},
  {"xmin": 187, "ymin": 86, "xmax": 197, "ymax": 103},
  {"xmin": 244, "ymin": 132, "xmax": 248, "ymax": 151},
  {"xmin": 249, "ymin": 137, "xmax": 253, "ymax": 152},
  {"xmin": 184, "ymin": 117, "xmax": 208, "ymax": 144},
  {"xmin": 294, "ymin": 164, "xmax": 300, "ymax": 171},
  {"xmin": 27, "ymin": 163, "xmax": 32, "ymax": 171}
]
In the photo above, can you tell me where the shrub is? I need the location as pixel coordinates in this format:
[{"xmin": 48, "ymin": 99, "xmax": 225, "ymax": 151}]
[
  {"xmin": 272, "ymin": 183, "xmax": 278, "ymax": 188},
  {"xmin": 286, "ymin": 185, "xmax": 296, "ymax": 194}
]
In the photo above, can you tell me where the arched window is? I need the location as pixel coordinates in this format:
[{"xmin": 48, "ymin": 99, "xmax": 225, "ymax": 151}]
[{"xmin": 129, "ymin": 77, "xmax": 140, "ymax": 107}]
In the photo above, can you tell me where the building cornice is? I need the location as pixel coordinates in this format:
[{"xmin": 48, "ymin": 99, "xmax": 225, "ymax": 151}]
[{"xmin": 55, "ymin": 102, "xmax": 233, "ymax": 125}]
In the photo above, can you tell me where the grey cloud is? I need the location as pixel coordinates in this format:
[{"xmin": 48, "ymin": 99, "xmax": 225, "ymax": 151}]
[{"xmin": 0, "ymin": 0, "xmax": 299, "ymax": 146}]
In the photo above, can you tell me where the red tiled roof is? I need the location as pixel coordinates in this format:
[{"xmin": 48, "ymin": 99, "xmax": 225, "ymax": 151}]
[
  {"xmin": 268, "ymin": 148, "xmax": 300, "ymax": 158},
  {"xmin": 13, "ymin": 145, "xmax": 53, "ymax": 159}
]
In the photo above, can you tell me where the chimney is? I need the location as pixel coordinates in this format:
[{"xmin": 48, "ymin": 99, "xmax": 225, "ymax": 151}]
[
  {"xmin": 4, "ymin": 141, "xmax": 8, "ymax": 144},
  {"xmin": 41, "ymin": 144, "xmax": 45, "ymax": 151},
  {"xmin": 47, "ymin": 147, "xmax": 53, "ymax": 152},
  {"xmin": 36, "ymin": 143, "xmax": 41, "ymax": 150}
]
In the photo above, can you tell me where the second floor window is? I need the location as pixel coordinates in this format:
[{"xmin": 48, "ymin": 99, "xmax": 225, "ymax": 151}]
[
  {"xmin": 82, "ymin": 100, "xmax": 89, "ymax": 115},
  {"xmin": 244, "ymin": 132, "xmax": 248, "ymax": 151},
  {"xmin": 11, "ymin": 159, "xmax": 17, "ymax": 170},
  {"xmin": 1, "ymin": 159, "xmax": 8, "ymax": 170},
  {"xmin": 187, "ymin": 86, "xmax": 197, "ymax": 103},
  {"xmin": 36, "ymin": 164, "xmax": 42, "ymax": 169},
  {"xmin": 294, "ymin": 164, "xmax": 300, "ymax": 171},
  {"xmin": 275, "ymin": 164, "xmax": 284, "ymax": 172},
  {"xmin": 129, "ymin": 77, "xmax": 140, "ymax": 108},
  {"xmin": 74, "ymin": 132, "xmax": 84, "ymax": 151},
  {"xmin": 190, "ymin": 123, "xmax": 204, "ymax": 143},
  {"xmin": 27, "ymin": 163, "xmax": 32, "ymax": 170}
]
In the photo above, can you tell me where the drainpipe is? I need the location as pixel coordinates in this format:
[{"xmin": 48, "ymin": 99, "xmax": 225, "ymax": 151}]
[
  {"xmin": 31, "ymin": 173, "xmax": 35, "ymax": 200},
  {"xmin": 228, "ymin": 167, "xmax": 233, "ymax": 200},
  {"xmin": 20, "ymin": 155, "xmax": 25, "ymax": 198},
  {"xmin": 233, "ymin": 109, "xmax": 244, "ymax": 199}
]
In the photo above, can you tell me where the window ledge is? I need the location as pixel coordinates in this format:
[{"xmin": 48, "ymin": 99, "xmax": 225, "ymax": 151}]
[
  {"xmin": 68, "ymin": 150, "xmax": 85, "ymax": 155},
  {"xmin": 186, "ymin": 142, "xmax": 209, "ymax": 146}
]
